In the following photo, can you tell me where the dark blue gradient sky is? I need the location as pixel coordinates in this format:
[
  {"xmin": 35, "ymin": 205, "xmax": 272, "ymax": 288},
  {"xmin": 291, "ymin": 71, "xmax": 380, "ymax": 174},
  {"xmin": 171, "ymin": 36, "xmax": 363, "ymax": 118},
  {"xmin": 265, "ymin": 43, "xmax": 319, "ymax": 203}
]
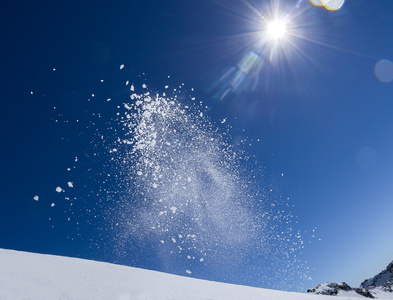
[{"xmin": 1, "ymin": 0, "xmax": 393, "ymax": 292}]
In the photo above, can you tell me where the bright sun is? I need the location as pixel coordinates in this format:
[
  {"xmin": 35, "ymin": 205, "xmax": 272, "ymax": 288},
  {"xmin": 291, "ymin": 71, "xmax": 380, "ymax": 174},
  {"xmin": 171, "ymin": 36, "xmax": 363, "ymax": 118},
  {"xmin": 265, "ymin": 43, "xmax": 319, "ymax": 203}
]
[{"xmin": 266, "ymin": 19, "xmax": 287, "ymax": 41}]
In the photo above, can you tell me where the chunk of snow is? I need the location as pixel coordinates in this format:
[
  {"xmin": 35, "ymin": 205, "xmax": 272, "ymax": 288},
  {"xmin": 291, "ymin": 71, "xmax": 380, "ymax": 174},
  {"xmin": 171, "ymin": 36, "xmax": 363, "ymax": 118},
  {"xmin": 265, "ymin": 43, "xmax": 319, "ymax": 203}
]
[
  {"xmin": 120, "ymin": 64, "xmax": 125, "ymax": 70},
  {"xmin": 186, "ymin": 270, "xmax": 192, "ymax": 274},
  {"xmin": 56, "ymin": 187, "xmax": 63, "ymax": 193},
  {"xmin": 51, "ymin": 203, "xmax": 55, "ymax": 207},
  {"xmin": 67, "ymin": 182, "xmax": 73, "ymax": 188},
  {"xmin": 33, "ymin": 196, "xmax": 39, "ymax": 201}
]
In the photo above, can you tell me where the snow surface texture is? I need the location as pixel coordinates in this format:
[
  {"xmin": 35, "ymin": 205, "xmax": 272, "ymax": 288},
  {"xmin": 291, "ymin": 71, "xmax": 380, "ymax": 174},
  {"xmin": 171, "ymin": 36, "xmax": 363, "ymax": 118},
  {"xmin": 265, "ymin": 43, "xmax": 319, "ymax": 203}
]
[
  {"xmin": 46, "ymin": 75, "xmax": 319, "ymax": 290},
  {"xmin": 0, "ymin": 248, "xmax": 375, "ymax": 300}
]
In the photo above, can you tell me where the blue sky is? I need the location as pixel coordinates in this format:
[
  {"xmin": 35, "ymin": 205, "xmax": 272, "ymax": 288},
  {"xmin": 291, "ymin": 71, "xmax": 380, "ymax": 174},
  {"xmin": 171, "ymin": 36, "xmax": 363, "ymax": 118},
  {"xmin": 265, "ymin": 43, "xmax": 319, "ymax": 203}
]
[{"xmin": 1, "ymin": 0, "xmax": 393, "ymax": 292}]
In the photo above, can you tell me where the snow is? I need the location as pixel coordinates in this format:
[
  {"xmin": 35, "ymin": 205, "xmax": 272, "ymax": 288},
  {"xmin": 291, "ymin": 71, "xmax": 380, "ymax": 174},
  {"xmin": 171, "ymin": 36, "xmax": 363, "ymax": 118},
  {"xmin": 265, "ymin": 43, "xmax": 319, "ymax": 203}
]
[
  {"xmin": 67, "ymin": 182, "xmax": 73, "ymax": 188},
  {"xmin": 33, "ymin": 195, "xmax": 39, "ymax": 201},
  {"xmin": 376, "ymin": 273, "xmax": 392, "ymax": 286},
  {"xmin": 0, "ymin": 248, "xmax": 379, "ymax": 300},
  {"xmin": 120, "ymin": 64, "xmax": 124, "ymax": 70},
  {"xmin": 109, "ymin": 86, "xmax": 313, "ymax": 288},
  {"xmin": 55, "ymin": 186, "xmax": 63, "ymax": 193}
]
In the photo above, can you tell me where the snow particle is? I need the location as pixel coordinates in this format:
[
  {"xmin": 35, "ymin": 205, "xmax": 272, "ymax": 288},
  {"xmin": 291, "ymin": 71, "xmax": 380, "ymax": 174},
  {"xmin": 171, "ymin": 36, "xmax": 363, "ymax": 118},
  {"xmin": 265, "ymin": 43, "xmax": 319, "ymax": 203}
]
[
  {"xmin": 186, "ymin": 270, "xmax": 192, "ymax": 274},
  {"xmin": 33, "ymin": 195, "xmax": 39, "ymax": 201},
  {"xmin": 67, "ymin": 182, "xmax": 74, "ymax": 188},
  {"xmin": 120, "ymin": 64, "xmax": 125, "ymax": 70},
  {"xmin": 56, "ymin": 186, "xmax": 63, "ymax": 193}
]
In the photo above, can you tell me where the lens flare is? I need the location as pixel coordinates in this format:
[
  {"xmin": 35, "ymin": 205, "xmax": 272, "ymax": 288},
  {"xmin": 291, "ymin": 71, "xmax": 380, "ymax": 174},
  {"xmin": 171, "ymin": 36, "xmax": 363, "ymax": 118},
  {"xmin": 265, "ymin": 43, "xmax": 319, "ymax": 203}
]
[
  {"xmin": 309, "ymin": 0, "xmax": 323, "ymax": 7},
  {"xmin": 321, "ymin": 0, "xmax": 345, "ymax": 11},
  {"xmin": 375, "ymin": 59, "xmax": 393, "ymax": 83}
]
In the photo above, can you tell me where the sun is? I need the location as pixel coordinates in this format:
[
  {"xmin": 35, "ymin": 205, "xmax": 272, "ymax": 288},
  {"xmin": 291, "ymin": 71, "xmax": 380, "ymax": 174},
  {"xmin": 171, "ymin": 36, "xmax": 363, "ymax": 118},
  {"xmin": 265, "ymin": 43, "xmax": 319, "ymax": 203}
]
[{"xmin": 266, "ymin": 19, "xmax": 288, "ymax": 41}]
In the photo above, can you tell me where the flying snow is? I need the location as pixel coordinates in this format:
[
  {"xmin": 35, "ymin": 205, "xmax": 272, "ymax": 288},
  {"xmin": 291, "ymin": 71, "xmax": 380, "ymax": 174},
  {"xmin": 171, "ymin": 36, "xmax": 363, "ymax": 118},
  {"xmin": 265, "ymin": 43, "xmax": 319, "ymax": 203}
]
[{"xmin": 49, "ymin": 74, "xmax": 315, "ymax": 291}]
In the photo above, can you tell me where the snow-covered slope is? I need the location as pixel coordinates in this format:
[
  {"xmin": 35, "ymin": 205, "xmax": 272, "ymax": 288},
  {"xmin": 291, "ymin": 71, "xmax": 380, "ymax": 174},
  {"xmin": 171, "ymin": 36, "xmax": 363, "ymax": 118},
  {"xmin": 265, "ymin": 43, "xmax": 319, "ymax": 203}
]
[
  {"xmin": 362, "ymin": 261, "xmax": 393, "ymax": 290},
  {"xmin": 0, "ymin": 248, "xmax": 377, "ymax": 300}
]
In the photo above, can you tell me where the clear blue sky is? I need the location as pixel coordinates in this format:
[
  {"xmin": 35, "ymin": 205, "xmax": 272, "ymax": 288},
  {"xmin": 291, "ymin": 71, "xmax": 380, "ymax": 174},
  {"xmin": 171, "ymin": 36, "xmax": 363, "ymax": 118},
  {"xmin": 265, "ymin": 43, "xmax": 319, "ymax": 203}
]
[{"xmin": 1, "ymin": 0, "xmax": 393, "ymax": 292}]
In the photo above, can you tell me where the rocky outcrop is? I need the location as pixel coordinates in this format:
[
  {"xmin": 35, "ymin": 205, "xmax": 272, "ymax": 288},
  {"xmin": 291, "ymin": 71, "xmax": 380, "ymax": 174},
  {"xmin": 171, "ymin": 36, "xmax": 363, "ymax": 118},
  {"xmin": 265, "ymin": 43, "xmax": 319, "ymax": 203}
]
[
  {"xmin": 307, "ymin": 282, "xmax": 374, "ymax": 298},
  {"xmin": 361, "ymin": 261, "xmax": 393, "ymax": 290},
  {"xmin": 308, "ymin": 260, "xmax": 393, "ymax": 299}
]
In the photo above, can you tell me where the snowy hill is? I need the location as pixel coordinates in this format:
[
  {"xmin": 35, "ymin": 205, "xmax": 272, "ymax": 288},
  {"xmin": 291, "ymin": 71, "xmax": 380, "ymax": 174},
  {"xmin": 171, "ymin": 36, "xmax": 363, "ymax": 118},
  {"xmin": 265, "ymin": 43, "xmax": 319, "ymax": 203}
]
[
  {"xmin": 362, "ymin": 261, "xmax": 393, "ymax": 290},
  {"xmin": 308, "ymin": 261, "xmax": 393, "ymax": 299},
  {"xmin": 0, "ymin": 248, "xmax": 381, "ymax": 300}
]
